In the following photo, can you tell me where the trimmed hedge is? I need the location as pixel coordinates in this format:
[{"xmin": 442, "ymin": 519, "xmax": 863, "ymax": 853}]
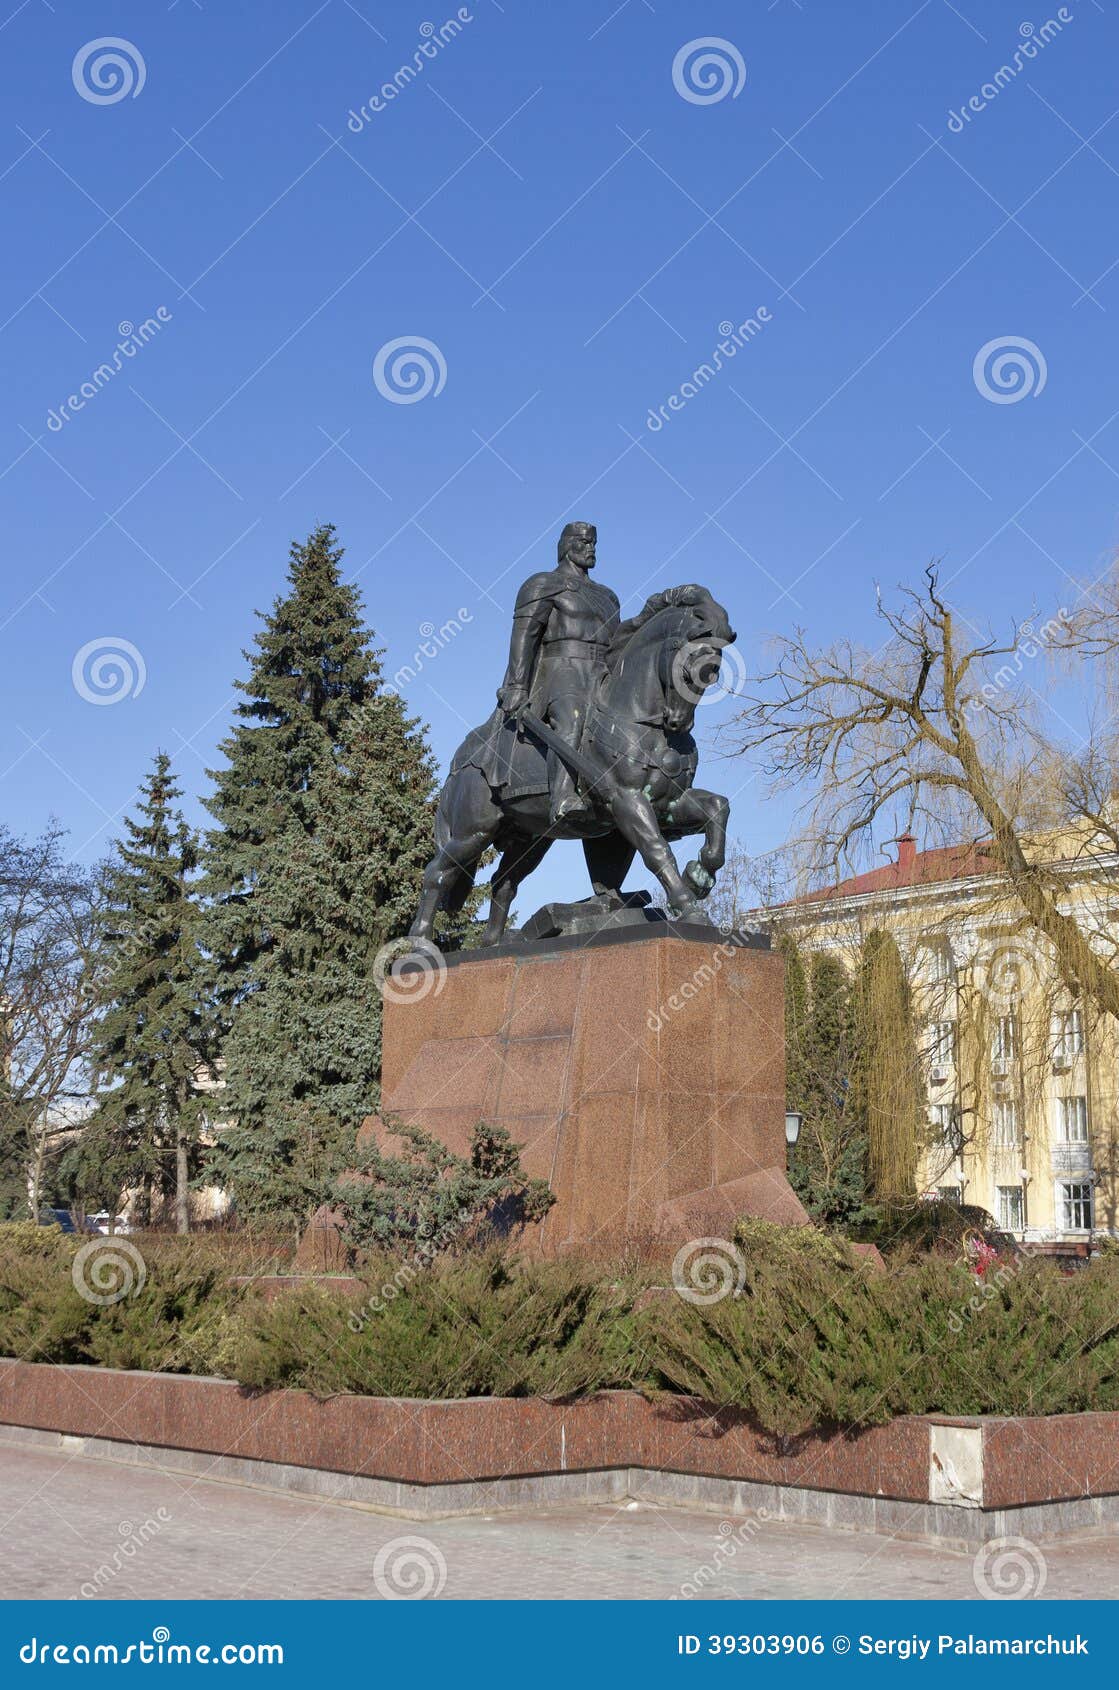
[{"xmin": 3, "ymin": 1226, "xmax": 1119, "ymax": 1435}]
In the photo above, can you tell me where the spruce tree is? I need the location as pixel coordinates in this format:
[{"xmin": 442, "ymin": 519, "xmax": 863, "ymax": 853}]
[
  {"xmin": 202, "ymin": 525, "xmax": 453, "ymax": 1231},
  {"xmin": 203, "ymin": 523, "xmax": 379, "ymax": 1008},
  {"xmin": 89, "ymin": 753, "xmax": 209, "ymax": 1232}
]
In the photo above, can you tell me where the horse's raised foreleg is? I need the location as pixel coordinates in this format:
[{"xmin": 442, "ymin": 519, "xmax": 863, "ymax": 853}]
[
  {"xmin": 604, "ymin": 787, "xmax": 706, "ymax": 921},
  {"xmin": 666, "ymin": 788, "xmax": 729, "ymax": 900}
]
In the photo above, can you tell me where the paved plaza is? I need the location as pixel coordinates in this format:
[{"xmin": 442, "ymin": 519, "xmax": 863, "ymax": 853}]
[{"xmin": 2, "ymin": 1443, "xmax": 1119, "ymax": 1601}]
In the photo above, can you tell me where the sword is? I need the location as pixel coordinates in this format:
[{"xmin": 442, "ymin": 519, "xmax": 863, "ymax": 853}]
[{"xmin": 515, "ymin": 708, "xmax": 601, "ymax": 787}]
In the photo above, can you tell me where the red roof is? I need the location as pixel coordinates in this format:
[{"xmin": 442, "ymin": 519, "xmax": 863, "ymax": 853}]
[{"xmin": 796, "ymin": 835, "xmax": 998, "ymax": 905}]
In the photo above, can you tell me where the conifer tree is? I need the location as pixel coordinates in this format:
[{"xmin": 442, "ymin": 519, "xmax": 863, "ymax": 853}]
[
  {"xmin": 850, "ymin": 928, "xmax": 924, "ymax": 1200},
  {"xmin": 785, "ymin": 945, "xmax": 873, "ymax": 1229},
  {"xmin": 89, "ymin": 753, "xmax": 209, "ymax": 1232},
  {"xmin": 202, "ymin": 525, "xmax": 455, "ymax": 1231},
  {"xmin": 804, "ymin": 952, "xmax": 851, "ymax": 1127},
  {"xmin": 203, "ymin": 524, "xmax": 379, "ymax": 1010},
  {"xmin": 779, "ymin": 934, "xmax": 809, "ymax": 1115}
]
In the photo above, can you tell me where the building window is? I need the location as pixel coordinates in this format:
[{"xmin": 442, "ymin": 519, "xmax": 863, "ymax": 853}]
[
  {"xmin": 1053, "ymin": 1008, "xmax": 1084, "ymax": 1062},
  {"xmin": 1056, "ymin": 1096, "xmax": 1089, "ymax": 1143},
  {"xmin": 929, "ymin": 1021, "xmax": 955, "ymax": 1064},
  {"xmin": 993, "ymin": 1100, "xmax": 1019, "ymax": 1146},
  {"xmin": 992, "ymin": 1013, "xmax": 1019, "ymax": 1063},
  {"xmin": 937, "ymin": 1186, "xmax": 962, "ymax": 1205},
  {"xmin": 930, "ymin": 1104, "xmax": 961, "ymax": 1153},
  {"xmin": 927, "ymin": 944, "xmax": 953, "ymax": 983},
  {"xmin": 1058, "ymin": 1181, "xmax": 1093, "ymax": 1231},
  {"xmin": 997, "ymin": 1185, "xmax": 1024, "ymax": 1231}
]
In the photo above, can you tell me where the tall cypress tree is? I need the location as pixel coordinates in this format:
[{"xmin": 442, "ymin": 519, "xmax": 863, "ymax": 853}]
[
  {"xmin": 89, "ymin": 753, "xmax": 209, "ymax": 1232},
  {"xmin": 779, "ymin": 934, "xmax": 809, "ymax": 1115},
  {"xmin": 785, "ymin": 943, "xmax": 873, "ymax": 1229},
  {"xmin": 851, "ymin": 928, "xmax": 924, "ymax": 1200},
  {"xmin": 202, "ymin": 525, "xmax": 449, "ymax": 1230}
]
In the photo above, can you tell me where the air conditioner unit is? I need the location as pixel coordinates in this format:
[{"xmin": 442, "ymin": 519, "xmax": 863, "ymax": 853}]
[
  {"xmin": 930, "ymin": 1064, "xmax": 950, "ymax": 1086},
  {"xmin": 991, "ymin": 1059, "xmax": 1009, "ymax": 1079},
  {"xmin": 1052, "ymin": 1054, "xmax": 1071, "ymax": 1074}
]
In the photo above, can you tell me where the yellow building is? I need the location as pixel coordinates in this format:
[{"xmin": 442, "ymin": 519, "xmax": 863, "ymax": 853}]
[{"xmin": 768, "ymin": 833, "xmax": 1119, "ymax": 1246}]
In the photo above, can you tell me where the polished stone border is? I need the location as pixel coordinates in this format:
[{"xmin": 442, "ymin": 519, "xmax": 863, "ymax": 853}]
[
  {"xmin": 0, "ymin": 1362, "xmax": 928, "ymax": 1501},
  {"xmin": 2, "ymin": 1361, "xmax": 1117, "ymax": 1544}
]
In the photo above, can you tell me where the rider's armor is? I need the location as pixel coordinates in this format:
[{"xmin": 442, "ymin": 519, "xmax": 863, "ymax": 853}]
[{"xmin": 499, "ymin": 561, "xmax": 620, "ymax": 822}]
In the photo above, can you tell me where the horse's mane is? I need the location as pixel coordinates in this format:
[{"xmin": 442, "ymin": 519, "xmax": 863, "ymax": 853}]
[{"xmin": 603, "ymin": 584, "xmax": 720, "ymax": 673}]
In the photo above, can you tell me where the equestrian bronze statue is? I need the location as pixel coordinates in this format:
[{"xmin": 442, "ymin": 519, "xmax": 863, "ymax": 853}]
[{"xmin": 409, "ymin": 521, "xmax": 734, "ymax": 946}]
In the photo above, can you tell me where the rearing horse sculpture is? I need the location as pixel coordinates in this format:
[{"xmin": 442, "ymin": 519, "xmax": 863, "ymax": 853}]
[{"xmin": 409, "ymin": 586, "xmax": 735, "ymax": 946}]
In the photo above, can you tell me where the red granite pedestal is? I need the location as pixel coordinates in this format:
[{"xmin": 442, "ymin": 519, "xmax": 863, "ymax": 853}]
[{"xmin": 376, "ymin": 928, "xmax": 807, "ymax": 1255}]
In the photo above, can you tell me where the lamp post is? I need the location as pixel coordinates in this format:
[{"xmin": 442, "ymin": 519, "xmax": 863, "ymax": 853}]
[{"xmin": 785, "ymin": 1111, "xmax": 802, "ymax": 1150}]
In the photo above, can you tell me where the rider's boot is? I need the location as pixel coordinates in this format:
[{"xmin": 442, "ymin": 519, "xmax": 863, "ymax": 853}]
[{"xmin": 549, "ymin": 760, "xmax": 593, "ymax": 829}]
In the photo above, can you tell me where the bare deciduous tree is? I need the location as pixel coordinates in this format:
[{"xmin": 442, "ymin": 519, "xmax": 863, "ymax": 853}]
[
  {"xmin": 730, "ymin": 565, "xmax": 1119, "ymax": 1025},
  {"xmin": 0, "ymin": 823, "xmax": 101, "ymax": 1217}
]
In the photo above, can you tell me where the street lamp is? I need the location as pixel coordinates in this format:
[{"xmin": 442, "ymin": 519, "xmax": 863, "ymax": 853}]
[{"xmin": 785, "ymin": 1111, "xmax": 802, "ymax": 1148}]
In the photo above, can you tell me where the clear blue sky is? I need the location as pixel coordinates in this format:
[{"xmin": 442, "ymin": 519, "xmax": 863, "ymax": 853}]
[{"xmin": 3, "ymin": 0, "xmax": 1119, "ymax": 911}]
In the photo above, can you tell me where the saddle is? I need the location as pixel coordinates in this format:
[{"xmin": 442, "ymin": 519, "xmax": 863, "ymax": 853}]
[{"xmin": 450, "ymin": 708, "xmax": 550, "ymax": 800}]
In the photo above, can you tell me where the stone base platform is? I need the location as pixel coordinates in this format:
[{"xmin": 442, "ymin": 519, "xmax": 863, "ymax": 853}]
[{"xmin": 380, "ymin": 926, "xmax": 807, "ymax": 1253}]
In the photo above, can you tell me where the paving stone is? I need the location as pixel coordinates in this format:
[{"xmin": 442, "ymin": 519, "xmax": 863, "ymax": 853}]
[{"xmin": 2, "ymin": 1445, "xmax": 1119, "ymax": 1601}]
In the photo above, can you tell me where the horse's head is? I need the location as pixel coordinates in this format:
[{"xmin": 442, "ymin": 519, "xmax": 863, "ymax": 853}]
[
  {"xmin": 603, "ymin": 585, "xmax": 736, "ymax": 731},
  {"xmin": 661, "ymin": 589, "xmax": 736, "ymax": 731}
]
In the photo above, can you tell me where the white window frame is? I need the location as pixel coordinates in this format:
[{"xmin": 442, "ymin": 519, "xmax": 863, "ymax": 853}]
[
  {"xmin": 993, "ymin": 1099, "xmax": 1019, "ymax": 1146},
  {"xmin": 930, "ymin": 1103, "xmax": 961, "ymax": 1153},
  {"xmin": 1058, "ymin": 1180, "xmax": 1093, "ymax": 1231},
  {"xmin": 1053, "ymin": 1007, "xmax": 1084, "ymax": 1063},
  {"xmin": 996, "ymin": 1185, "xmax": 1024, "ymax": 1231},
  {"xmin": 930, "ymin": 1020, "xmax": 955, "ymax": 1064},
  {"xmin": 927, "ymin": 944, "xmax": 953, "ymax": 984},
  {"xmin": 992, "ymin": 1012, "xmax": 1019, "ymax": 1062},
  {"xmin": 1056, "ymin": 1095, "xmax": 1089, "ymax": 1144}
]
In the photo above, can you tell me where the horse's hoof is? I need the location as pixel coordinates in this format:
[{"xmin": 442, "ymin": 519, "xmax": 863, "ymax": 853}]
[{"xmin": 669, "ymin": 899, "xmax": 706, "ymax": 925}]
